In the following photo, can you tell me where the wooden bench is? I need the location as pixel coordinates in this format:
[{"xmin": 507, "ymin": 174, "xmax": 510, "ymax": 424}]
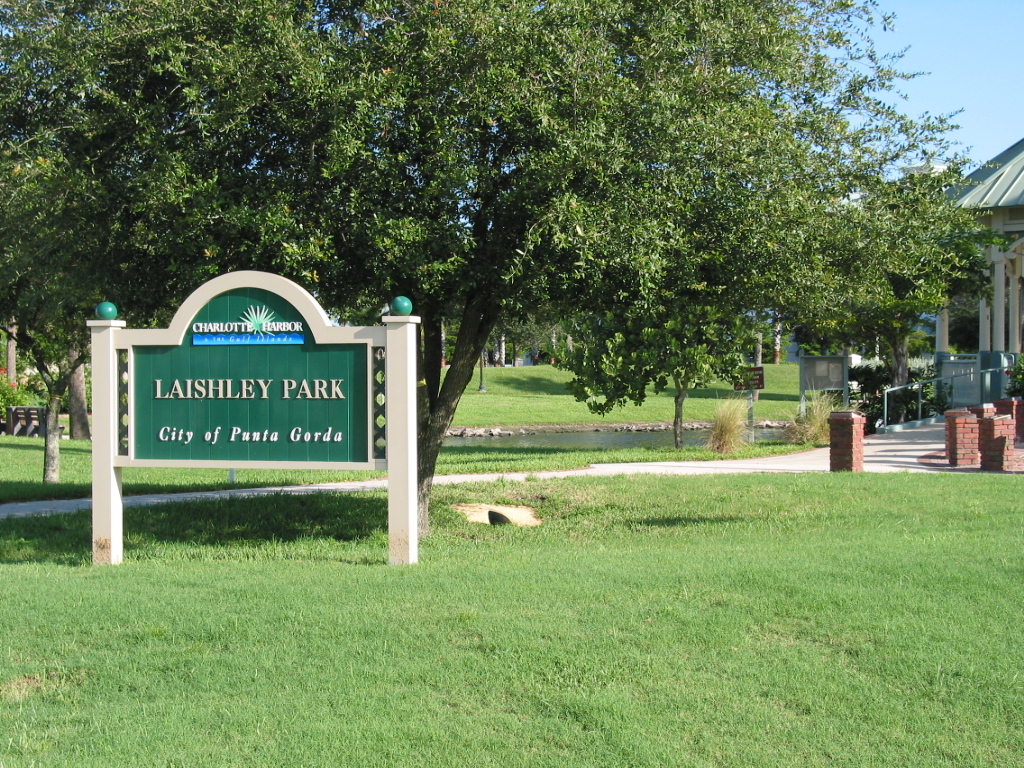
[{"xmin": 5, "ymin": 406, "xmax": 62, "ymax": 438}]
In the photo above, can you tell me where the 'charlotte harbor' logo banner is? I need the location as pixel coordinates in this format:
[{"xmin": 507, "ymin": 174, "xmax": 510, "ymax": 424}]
[{"xmin": 192, "ymin": 304, "xmax": 305, "ymax": 345}]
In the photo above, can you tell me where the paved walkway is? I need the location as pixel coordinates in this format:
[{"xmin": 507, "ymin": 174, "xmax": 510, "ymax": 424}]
[{"xmin": 0, "ymin": 424, "xmax": 954, "ymax": 520}]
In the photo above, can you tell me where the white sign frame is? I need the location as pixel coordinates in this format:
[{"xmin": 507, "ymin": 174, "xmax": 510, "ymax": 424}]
[{"xmin": 88, "ymin": 271, "xmax": 419, "ymax": 566}]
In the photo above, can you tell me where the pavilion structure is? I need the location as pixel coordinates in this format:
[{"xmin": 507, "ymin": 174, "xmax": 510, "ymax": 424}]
[{"xmin": 942, "ymin": 138, "xmax": 1024, "ymax": 368}]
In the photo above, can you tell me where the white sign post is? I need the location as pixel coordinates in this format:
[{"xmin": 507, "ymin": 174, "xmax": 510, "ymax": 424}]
[
  {"xmin": 383, "ymin": 313, "xmax": 419, "ymax": 565},
  {"xmin": 87, "ymin": 315, "xmax": 127, "ymax": 565},
  {"xmin": 88, "ymin": 271, "xmax": 420, "ymax": 566}
]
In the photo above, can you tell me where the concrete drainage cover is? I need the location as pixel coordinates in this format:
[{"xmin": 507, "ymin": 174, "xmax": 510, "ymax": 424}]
[{"xmin": 451, "ymin": 503, "xmax": 541, "ymax": 526}]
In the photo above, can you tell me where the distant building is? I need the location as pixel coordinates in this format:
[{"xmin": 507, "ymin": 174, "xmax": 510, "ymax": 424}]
[{"xmin": 947, "ymin": 138, "xmax": 1024, "ymax": 361}]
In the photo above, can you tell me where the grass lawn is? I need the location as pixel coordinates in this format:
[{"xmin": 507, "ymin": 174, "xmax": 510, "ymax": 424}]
[
  {"xmin": 0, "ymin": 361, "xmax": 812, "ymax": 505},
  {"xmin": 1, "ymin": 472, "xmax": 1022, "ymax": 766},
  {"xmin": 452, "ymin": 363, "xmax": 800, "ymax": 426},
  {"xmin": 0, "ymin": 434, "xmax": 811, "ymax": 503}
]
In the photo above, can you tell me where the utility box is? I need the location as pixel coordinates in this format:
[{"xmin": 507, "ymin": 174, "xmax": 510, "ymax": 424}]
[{"xmin": 799, "ymin": 355, "xmax": 849, "ymax": 415}]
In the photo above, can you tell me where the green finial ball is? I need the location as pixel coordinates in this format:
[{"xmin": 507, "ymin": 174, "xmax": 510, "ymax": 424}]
[
  {"xmin": 95, "ymin": 302, "xmax": 118, "ymax": 320},
  {"xmin": 391, "ymin": 296, "xmax": 413, "ymax": 316}
]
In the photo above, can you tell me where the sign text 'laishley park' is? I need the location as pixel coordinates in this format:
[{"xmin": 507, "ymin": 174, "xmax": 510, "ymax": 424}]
[
  {"xmin": 89, "ymin": 271, "xmax": 420, "ymax": 567},
  {"xmin": 151, "ymin": 375, "xmax": 349, "ymax": 447}
]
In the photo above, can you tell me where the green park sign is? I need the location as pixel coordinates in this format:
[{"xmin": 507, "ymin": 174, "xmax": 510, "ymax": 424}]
[
  {"xmin": 89, "ymin": 271, "xmax": 419, "ymax": 566},
  {"xmin": 133, "ymin": 287, "xmax": 370, "ymax": 463}
]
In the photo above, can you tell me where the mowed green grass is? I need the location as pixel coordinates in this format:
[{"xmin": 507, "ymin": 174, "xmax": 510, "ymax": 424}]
[
  {"xmin": 0, "ymin": 434, "xmax": 811, "ymax": 503},
  {"xmin": 0, "ymin": 363, "xmax": 807, "ymax": 503},
  {"xmin": 452, "ymin": 363, "xmax": 800, "ymax": 426},
  {"xmin": 0, "ymin": 435, "xmax": 385, "ymax": 503},
  {"xmin": 1, "ymin": 472, "xmax": 1022, "ymax": 766}
]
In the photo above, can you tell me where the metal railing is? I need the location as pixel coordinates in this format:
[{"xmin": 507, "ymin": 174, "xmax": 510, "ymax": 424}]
[{"xmin": 881, "ymin": 367, "xmax": 1007, "ymax": 428}]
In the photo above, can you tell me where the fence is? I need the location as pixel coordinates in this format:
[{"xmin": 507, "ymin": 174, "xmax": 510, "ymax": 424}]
[{"xmin": 879, "ymin": 367, "xmax": 1007, "ymax": 433}]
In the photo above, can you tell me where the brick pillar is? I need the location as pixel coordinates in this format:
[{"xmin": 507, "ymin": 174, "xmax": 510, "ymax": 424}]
[
  {"xmin": 980, "ymin": 415, "xmax": 1017, "ymax": 472},
  {"xmin": 945, "ymin": 409, "xmax": 980, "ymax": 468},
  {"xmin": 829, "ymin": 412, "xmax": 865, "ymax": 472},
  {"xmin": 968, "ymin": 403, "xmax": 996, "ymax": 419},
  {"xmin": 994, "ymin": 398, "xmax": 1024, "ymax": 444}
]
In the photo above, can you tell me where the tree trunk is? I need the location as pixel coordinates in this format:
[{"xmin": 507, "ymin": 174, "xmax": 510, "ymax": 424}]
[
  {"xmin": 69, "ymin": 349, "xmax": 91, "ymax": 440},
  {"xmin": 5, "ymin": 322, "xmax": 15, "ymax": 384},
  {"xmin": 772, "ymin": 320, "xmax": 782, "ymax": 365},
  {"xmin": 31, "ymin": 347, "xmax": 81, "ymax": 487},
  {"xmin": 671, "ymin": 373, "xmax": 690, "ymax": 449},
  {"xmin": 497, "ymin": 334, "xmax": 506, "ymax": 367},
  {"xmin": 753, "ymin": 332, "xmax": 762, "ymax": 401},
  {"xmin": 43, "ymin": 394, "xmax": 62, "ymax": 483},
  {"xmin": 439, "ymin": 321, "xmax": 447, "ymax": 367},
  {"xmin": 890, "ymin": 336, "xmax": 910, "ymax": 387},
  {"xmin": 416, "ymin": 295, "xmax": 501, "ymax": 534}
]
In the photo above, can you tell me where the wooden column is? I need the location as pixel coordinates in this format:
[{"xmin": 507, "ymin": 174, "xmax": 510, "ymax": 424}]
[
  {"xmin": 993, "ymin": 255, "xmax": 1006, "ymax": 352},
  {"xmin": 1009, "ymin": 253, "xmax": 1021, "ymax": 354}
]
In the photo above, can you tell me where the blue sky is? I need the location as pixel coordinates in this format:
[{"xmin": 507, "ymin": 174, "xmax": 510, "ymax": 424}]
[{"xmin": 873, "ymin": 0, "xmax": 1024, "ymax": 170}]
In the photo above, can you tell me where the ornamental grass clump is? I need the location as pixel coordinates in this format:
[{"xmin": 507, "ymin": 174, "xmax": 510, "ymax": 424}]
[
  {"xmin": 785, "ymin": 391, "xmax": 838, "ymax": 445},
  {"xmin": 705, "ymin": 397, "xmax": 749, "ymax": 454}
]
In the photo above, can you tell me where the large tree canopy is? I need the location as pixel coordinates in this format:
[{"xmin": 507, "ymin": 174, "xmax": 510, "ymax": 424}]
[
  {"xmin": 790, "ymin": 168, "xmax": 992, "ymax": 386},
  {"xmin": 0, "ymin": 0, "xmax": 971, "ymax": 516}
]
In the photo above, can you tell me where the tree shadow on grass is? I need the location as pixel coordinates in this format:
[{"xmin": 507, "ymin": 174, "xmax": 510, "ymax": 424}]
[
  {"xmin": 0, "ymin": 437, "xmax": 92, "ymax": 455},
  {"xmin": 0, "ymin": 493, "xmax": 387, "ymax": 565},
  {"xmin": 0, "ymin": 511, "xmax": 92, "ymax": 565},
  {"xmin": 637, "ymin": 515, "xmax": 746, "ymax": 527},
  {"xmin": 0, "ymin": 481, "xmax": 92, "ymax": 502},
  {"xmin": 652, "ymin": 387, "xmax": 799, "ymax": 404},
  {"xmin": 439, "ymin": 444, "xmax": 600, "ymax": 471},
  {"xmin": 0, "ymin": 438, "xmax": 48, "ymax": 453},
  {"xmin": 477, "ymin": 375, "xmax": 574, "ymax": 396},
  {"xmin": 478, "ymin": 375, "xmax": 802, "ymax": 403}
]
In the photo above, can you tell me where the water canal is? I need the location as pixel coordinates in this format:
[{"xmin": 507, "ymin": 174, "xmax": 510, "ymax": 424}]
[{"xmin": 443, "ymin": 427, "xmax": 783, "ymax": 451}]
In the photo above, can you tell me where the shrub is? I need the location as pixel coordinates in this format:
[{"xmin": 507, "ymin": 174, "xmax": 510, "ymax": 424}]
[
  {"xmin": 705, "ymin": 398, "xmax": 749, "ymax": 454},
  {"xmin": 848, "ymin": 358, "xmax": 942, "ymax": 433},
  {"xmin": 1007, "ymin": 357, "xmax": 1024, "ymax": 397},
  {"xmin": 784, "ymin": 391, "xmax": 838, "ymax": 445},
  {"xmin": 0, "ymin": 378, "xmax": 33, "ymax": 411}
]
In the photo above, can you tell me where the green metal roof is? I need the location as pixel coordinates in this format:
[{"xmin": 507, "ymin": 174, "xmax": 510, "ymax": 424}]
[{"xmin": 954, "ymin": 137, "xmax": 1024, "ymax": 210}]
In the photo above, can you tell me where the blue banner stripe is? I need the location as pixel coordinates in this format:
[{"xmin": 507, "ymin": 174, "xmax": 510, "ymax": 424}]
[{"xmin": 192, "ymin": 333, "xmax": 305, "ymax": 346}]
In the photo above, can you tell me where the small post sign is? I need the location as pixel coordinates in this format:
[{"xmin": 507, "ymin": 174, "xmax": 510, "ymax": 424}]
[
  {"xmin": 89, "ymin": 271, "xmax": 419, "ymax": 566},
  {"xmin": 733, "ymin": 366, "xmax": 765, "ymax": 392},
  {"xmin": 734, "ymin": 366, "xmax": 765, "ymax": 439}
]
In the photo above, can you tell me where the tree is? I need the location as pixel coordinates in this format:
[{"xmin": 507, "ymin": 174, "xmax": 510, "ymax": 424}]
[
  {"xmin": 0, "ymin": 0, "xmax": 966, "ymax": 520},
  {"xmin": 0, "ymin": 148, "xmax": 103, "ymax": 479},
  {"xmin": 558, "ymin": 293, "xmax": 757, "ymax": 448},
  {"xmin": 68, "ymin": 351, "xmax": 91, "ymax": 440},
  {"xmin": 4, "ymin": 322, "xmax": 15, "ymax": 385},
  {"xmin": 793, "ymin": 168, "xmax": 991, "ymax": 386},
  {"xmin": 946, "ymin": 294, "xmax": 983, "ymax": 353},
  {"xmin": 1, "ymin": 0, "xmax": 325, "ymax": 478},
  {"xmin": 309, "ymin": 0, "xmax": 966, "ymax": 527}
]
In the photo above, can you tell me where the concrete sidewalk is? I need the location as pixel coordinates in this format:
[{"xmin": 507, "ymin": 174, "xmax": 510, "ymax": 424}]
[{"xmin": 0, "ymin": 424, "xmax": 953, "ymax": 520}]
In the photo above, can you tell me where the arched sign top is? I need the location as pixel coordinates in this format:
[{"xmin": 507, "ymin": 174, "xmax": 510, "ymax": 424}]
[{"xmin": 146, "ymin": 271, "xmax": 336, "ymax": 347}]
